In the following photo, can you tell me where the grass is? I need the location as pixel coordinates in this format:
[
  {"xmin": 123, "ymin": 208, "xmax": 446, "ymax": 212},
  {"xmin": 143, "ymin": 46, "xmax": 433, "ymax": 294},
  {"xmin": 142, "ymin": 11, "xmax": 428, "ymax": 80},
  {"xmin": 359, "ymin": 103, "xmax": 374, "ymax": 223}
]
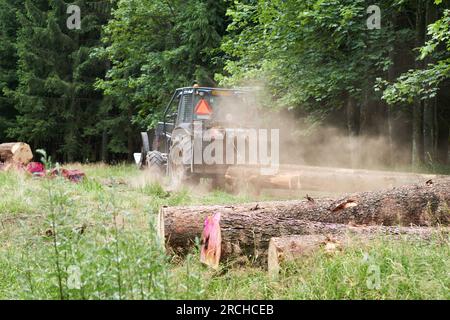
[{"xmin": 0, "ymin": 164, "xmax": 448, "ymax": 300}]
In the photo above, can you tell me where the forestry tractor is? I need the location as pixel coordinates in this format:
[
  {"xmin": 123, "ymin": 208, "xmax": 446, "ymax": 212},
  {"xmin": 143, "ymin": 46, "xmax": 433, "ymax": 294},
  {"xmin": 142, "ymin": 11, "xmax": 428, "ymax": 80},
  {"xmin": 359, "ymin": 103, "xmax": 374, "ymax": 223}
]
[{"xmin": 137, "ymin": 86, "xmax": 266, "ymax": 189}]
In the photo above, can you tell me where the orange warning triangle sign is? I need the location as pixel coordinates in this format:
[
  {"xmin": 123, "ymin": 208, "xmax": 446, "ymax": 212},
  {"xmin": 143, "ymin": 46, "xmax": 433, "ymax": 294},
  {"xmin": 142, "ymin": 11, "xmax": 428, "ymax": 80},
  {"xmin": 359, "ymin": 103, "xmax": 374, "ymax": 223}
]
[{"xmin": 195, "ymin": 99, "xmax": 213, "ymax": 115}]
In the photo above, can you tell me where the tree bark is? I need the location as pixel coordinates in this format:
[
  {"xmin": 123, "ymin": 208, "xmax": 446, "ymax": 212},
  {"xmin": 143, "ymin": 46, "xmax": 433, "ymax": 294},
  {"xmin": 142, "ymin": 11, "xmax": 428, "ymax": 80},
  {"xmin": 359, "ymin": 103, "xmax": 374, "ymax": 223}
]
[
  {"xmin": 412, "ymin": 0, "xmax": 426, "ymax": 167},
  {"xmin": 412, "ymin": 100, "xmax": 424, "ymax": 166},
  {"xmin": 436, "ymin": 81, "xmax": 450, "ymax": 165},
  {"xmin": 423, "ymin": 2, "xmax": 440, "ymax": 164},
  {"xmin": 160, "ymin": 179, "xmax": 450, "ymax": 261},
  {"xmin": 101, "ymin": 130, "xmax": 108, "ymax": 163},
  {"xmin": 386, "ymin": 13, "xmax": 398, "ymax": 168},
  {"xmin": 423, "ymin": 100, "xmax": 436, "ymax": 163},
  {"xmin": 387, "ymin": 11, "xmax": 415, "ymax": 167}
]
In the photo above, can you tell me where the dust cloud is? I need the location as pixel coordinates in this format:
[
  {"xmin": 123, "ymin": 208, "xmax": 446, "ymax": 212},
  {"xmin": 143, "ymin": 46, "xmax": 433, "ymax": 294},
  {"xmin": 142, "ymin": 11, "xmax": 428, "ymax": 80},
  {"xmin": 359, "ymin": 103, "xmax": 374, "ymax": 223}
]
[{"xmin": 136, "ymin": 83, "xmax": 425, "ymax": 196}]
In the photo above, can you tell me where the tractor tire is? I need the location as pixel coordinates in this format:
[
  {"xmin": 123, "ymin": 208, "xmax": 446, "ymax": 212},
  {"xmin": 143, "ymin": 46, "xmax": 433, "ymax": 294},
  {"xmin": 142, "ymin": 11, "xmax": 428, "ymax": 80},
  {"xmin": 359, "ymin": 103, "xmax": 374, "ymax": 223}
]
[
  {"xmin": 167, "ymin": 138, "xmax": 201, "ymax": 188},
  {"xmin": 145, "ymin": 151, "xmax": 166, "ymax": 174},
  {"xmin": 211, "ymin": 176, "xmax": 227, "ymax": 190}
]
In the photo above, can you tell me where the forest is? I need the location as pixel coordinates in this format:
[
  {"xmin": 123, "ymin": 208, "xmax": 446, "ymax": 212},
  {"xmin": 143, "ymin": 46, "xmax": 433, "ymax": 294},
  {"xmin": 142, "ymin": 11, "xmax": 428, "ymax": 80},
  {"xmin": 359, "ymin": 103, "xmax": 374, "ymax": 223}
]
[{"xmin": 0, "ymin": 0, "xmax": 449, "ymax": 168}]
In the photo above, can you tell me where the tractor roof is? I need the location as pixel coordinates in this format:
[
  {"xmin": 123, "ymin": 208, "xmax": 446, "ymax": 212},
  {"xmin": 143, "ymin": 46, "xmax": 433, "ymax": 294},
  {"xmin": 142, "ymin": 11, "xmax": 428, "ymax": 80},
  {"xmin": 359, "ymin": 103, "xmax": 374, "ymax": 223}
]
[{"xmin": 176, "ymin": 87, "xmax": 255, "ymax": 94}]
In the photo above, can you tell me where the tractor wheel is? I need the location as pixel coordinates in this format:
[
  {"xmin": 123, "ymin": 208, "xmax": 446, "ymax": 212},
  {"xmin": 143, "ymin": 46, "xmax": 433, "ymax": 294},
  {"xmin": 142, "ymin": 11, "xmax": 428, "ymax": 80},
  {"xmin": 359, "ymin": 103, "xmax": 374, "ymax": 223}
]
[
  {"xmin": 168, "ymin": 165, "xmax": 200, "ymax": 188},
  {"xmin": 145, "ymin": 150, "xmax": 166, "ymax": 174},
  {"xmin": 168, "ymin": 139, "xmax": 200, "ymax": 188},
  {"xmin": 211, "ymin": 175, "xmax": 227, "ymax": 191}
]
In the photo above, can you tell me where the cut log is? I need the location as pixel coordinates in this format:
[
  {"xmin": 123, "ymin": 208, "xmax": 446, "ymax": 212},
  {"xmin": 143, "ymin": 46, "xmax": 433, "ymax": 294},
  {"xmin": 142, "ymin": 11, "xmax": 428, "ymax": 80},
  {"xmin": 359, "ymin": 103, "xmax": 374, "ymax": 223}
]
[
  {"xmin": 225, "ymin": 167, "xmax": 301, "ymax": 191},
  {"xmin": 225, "ymin": 164, "xmax": 444, "ymax": 193},
  {"xmin": 268, "ymin": 228, "xmax": 446, "ymax": 275},
  {"xmin": 160, "ymin": 179, "xmax": 450, "ymax": 262},
  {"xmin": 0, "ymin": 143, "xmax": 33, "ymax": 168},
  {"xmin": 282, "ymin": 164, "xmax": 445, "ymax": 192},
  {"xmin": 162, "ymin": 204, "xmax": 447, "ymax": 262}
]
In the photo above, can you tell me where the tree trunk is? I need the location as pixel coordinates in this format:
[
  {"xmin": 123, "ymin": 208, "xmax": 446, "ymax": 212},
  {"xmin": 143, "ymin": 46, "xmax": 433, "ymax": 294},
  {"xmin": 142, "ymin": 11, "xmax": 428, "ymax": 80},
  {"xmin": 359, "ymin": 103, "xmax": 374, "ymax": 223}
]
[
  {"xmin": 386, "ymin": 101, "xmax": 394, "ymax": 167},
  {"xmin": 127, "ymin": 106, "xmax": 135, "ymax": 162},
  {"xmin": 412, "ymin": 100, "xmax": 424, "ymax": 166},
  {"xmin": 412, "ymin": 0, "xmax": 426, "ymax": 167},
  {"xmin": 423, "ymin": 2, "xmax": 440, "ymax": 164},
  {"xmin": 226, "ymin": 164, "xmax": 442, "ymax": 193},
  {"xmin": 101, "ymin": 130, "xmax": 108, "ymax": 163},
  {"xmin": 386, "ymin": 14, "xmax": 397, "ymax": 168},
  {"xmin": 346, "ymin": 95, "xmax": 359, "ymax": 168},
  {"xmin": 159, "ymin": 179, "xmax": 450, "ymax": 261},
  {"xmin": 0, "ymin": 142, "xmax": 33, "ymax": 167},
  {"xmin": 436, "ymin": 125, "xmax": 449, "ymax": 165},
  {"xmin": 423, "ymin": 99, "xmax": 436, "ymax": 163},
  {"xmin": 436, "ymin": 81, "xmax": 450, "ymax": 165},
  {"xmin": 387, "ymin": 11, "xmax": 416, "ymax": 167},
  {"xmin": 359, "ymin": 87, "xmax": 372, "ymax": 137},
  {"xmin": 268, "ymin": 228, "xmax": 447, "ymax": 275},
  {"xmin": 359, "ymin": 87, "xmax": 391, "ymax": 167},
  {"xmin": 127, "ymin": 130, "xmax": 133, "ymax": 162}
]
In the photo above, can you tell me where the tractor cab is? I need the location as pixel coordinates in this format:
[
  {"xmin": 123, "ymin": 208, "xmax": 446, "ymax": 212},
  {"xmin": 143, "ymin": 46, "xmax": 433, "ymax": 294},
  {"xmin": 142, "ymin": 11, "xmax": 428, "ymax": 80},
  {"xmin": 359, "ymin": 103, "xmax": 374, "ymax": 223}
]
[
  {"xmin": 171, "ymin": 87, "xmax": 257, "ymax": 128},
  {"xmin": 144, "ymin": 87, "xmax": 257, "ymax": 153}
]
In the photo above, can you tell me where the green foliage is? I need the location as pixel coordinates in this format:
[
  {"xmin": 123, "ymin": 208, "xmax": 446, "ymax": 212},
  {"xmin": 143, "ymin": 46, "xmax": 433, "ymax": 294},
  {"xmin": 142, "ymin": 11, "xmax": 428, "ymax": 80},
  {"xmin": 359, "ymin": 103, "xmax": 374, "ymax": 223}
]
[
  {"xmin": 0, "ymin": 0, "xmax": 23, "ymax": 142},
  {"xmin": 220, "ymin": 0, "xmax": 396, "ymax": 118},
  {"xmin": 382, "ymin": 9, "xmax": 450, "ymax": 104},
  {"xmin": 5, "ymin": 0, "xmax": 113, "ymax": 161},
  {"xmin": 35, "ymin": 148, "xmax": 53, "ymax": 168},
  {"xmin": 96, "ymin": 0, "xmax": 227, "ymax": 129}
]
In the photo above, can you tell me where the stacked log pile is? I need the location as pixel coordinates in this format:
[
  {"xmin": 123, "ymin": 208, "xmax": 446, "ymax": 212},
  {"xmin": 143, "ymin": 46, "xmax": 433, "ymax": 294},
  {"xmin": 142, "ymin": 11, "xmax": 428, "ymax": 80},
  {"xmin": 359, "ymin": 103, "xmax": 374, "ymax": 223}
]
[
  {"xmin": 159, "ymin": 178, "xmax": 450, "ymax": 269},
  {"xmin": 0, "ymin": 142, "xmax": 33, "ymax": 171},
  {"xmin": 225, "ymin": 165, "xmax": 444, "ymax": 193}
]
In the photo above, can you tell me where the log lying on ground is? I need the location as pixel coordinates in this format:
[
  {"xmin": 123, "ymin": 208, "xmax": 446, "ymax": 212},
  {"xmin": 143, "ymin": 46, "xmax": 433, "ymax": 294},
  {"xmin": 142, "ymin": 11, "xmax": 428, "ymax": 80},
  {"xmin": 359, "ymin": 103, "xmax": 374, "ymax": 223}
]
[
  {"xmin": 225, "ymin": 167, "xmax": 301, "ymax": 191},
  {"xmin": 160, "ymin": 179, "xmax": 449, "ymax": 261},
  {"xmin": 282, "ymin": 164, "xmax": 443, "ymax": 192},
  {"xmin": 159, "ymin": 179, "xmax": 450, "ymax": 262},
  {"xmin": 232, "ymin": 173, "xmax": 301, "ymax": 190},
  {"xmin": 268, "ymin": 229, "xmax": 447, "ymax": 275},
  {"xmin": 161, "ymin": 177, "xmax": 449, "ymax": 239},
  {"xmin": 226, "ymin": 165, "xmax": 443, "ymax": 193},
  {"xmin": 0, "ymin": 143, "xmax": 33, "ymax": 170}
]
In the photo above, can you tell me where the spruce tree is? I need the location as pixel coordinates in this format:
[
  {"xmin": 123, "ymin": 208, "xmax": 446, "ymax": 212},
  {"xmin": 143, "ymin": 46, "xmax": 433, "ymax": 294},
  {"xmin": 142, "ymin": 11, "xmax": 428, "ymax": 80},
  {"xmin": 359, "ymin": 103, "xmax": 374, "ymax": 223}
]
[
  {"xmin": 9, "ymin": 0, "xmax": 110, "ymax": 161},
  {"xmin": 98, "ymin": 0, "xmax": 228, "ymax": 137},
  {"xmin": 0, "ymin": 0, "xmax": 23, "ymax": 142}
]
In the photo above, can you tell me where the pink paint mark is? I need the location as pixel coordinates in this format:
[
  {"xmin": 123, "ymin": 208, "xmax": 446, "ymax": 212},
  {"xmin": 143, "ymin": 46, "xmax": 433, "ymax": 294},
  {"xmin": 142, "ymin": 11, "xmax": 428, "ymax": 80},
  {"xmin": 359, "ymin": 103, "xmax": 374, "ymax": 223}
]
[{"xmin": 200, "ymin": 212, "xmax": 222, "ymax": 269}]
